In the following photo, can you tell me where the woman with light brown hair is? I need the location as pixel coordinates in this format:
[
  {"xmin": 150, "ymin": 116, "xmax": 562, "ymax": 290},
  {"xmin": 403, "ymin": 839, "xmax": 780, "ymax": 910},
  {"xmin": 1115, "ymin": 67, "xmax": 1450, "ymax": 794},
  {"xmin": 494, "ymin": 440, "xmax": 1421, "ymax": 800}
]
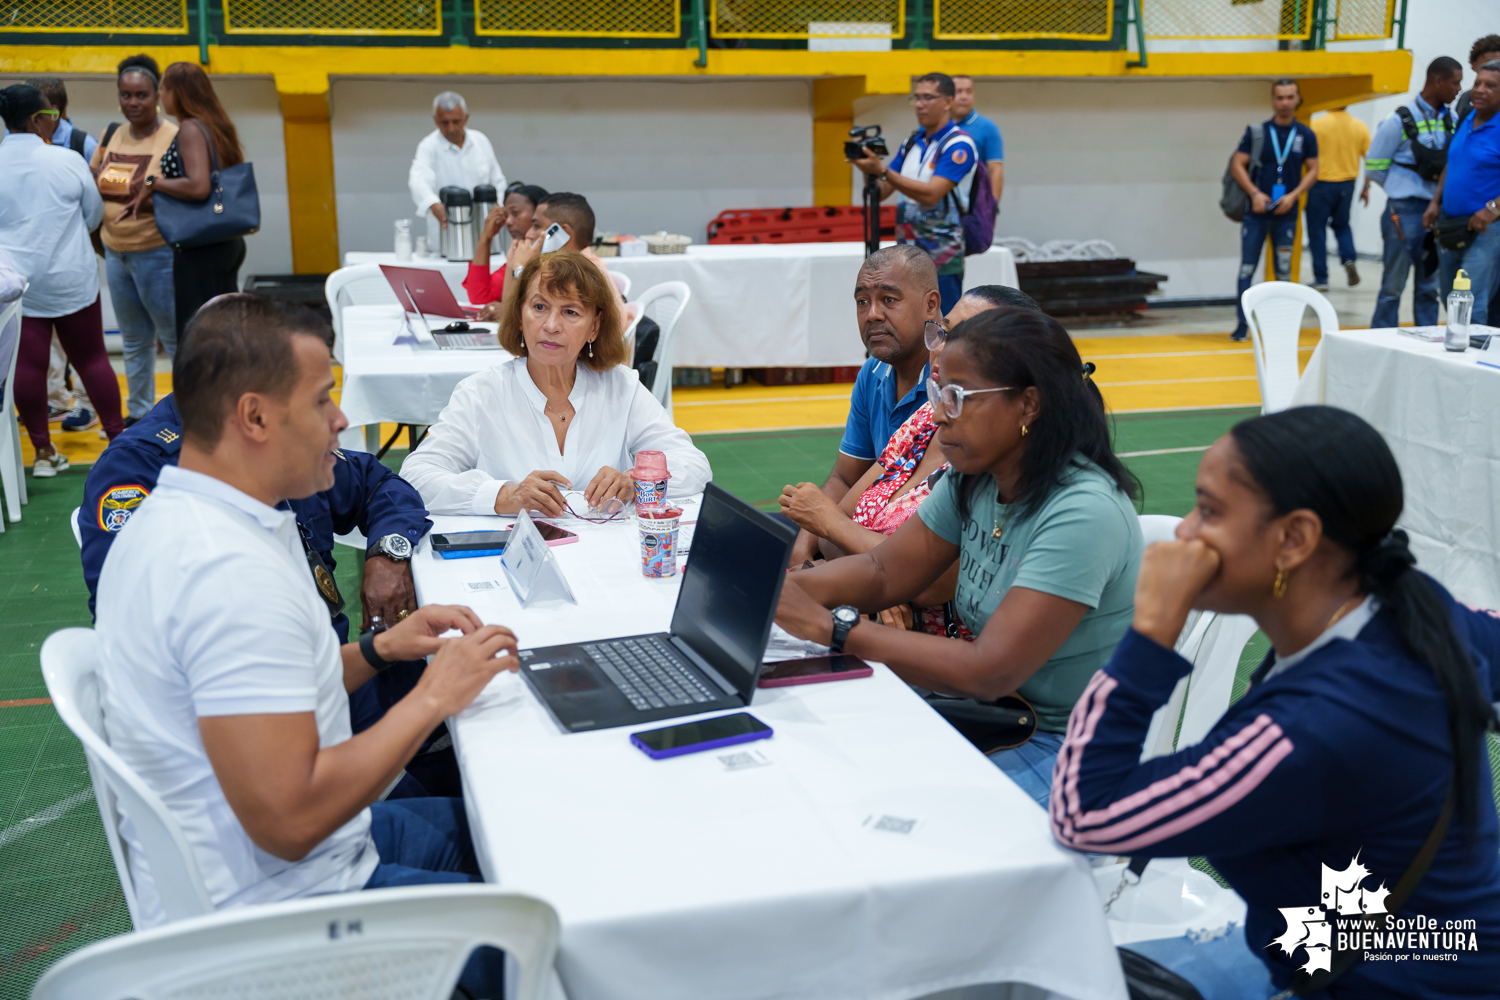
[
  {"xmin": 403, "ymin": 250, "xmax": 710, "ymax": 517},
  {"xmin": 148, "ymin": 62, "xmax": 247, "ymax": 338}
]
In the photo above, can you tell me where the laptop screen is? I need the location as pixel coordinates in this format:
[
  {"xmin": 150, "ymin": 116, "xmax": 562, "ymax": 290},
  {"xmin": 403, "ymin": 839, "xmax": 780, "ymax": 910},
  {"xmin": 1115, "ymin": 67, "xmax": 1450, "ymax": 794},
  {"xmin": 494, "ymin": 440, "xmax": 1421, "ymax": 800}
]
[{"xmin": 670, "ymin": 484, "xmax": 796, "ymax": 699}]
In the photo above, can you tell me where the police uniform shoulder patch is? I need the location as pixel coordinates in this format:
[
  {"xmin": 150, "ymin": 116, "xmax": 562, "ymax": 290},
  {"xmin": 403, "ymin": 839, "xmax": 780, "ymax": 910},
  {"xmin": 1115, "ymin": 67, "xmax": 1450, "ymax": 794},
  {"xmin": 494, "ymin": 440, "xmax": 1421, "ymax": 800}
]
[
  {"xmin": 98, "ymin": 484, "xmax": 150, "ymax": 533},
  {"xmin": 155, "ymin": 428, "xmax": 179, "ymax": 444}
]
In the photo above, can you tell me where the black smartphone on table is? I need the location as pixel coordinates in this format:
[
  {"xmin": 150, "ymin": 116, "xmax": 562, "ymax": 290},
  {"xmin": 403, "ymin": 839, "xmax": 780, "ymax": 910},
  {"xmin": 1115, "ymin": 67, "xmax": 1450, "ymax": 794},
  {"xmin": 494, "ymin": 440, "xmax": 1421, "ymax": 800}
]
[
  {"xmin": 631, "ymin": 712, "xmax": 773, "ymax": 760},
  {"xmin": 758, "ymin": 654, "xmax": 873, "ymax": 688}
]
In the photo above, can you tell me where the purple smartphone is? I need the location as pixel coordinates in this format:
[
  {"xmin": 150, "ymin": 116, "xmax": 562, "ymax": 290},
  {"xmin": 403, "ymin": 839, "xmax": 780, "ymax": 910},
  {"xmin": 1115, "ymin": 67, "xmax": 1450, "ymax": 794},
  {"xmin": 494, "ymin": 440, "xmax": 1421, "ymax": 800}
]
[
  {"xmin": 630, "ymin": 712, "xmax": 773, "ymax": 760},
  {"xmin": 758, "ymin": 654, "xmax": 873, "ymax": 688}
]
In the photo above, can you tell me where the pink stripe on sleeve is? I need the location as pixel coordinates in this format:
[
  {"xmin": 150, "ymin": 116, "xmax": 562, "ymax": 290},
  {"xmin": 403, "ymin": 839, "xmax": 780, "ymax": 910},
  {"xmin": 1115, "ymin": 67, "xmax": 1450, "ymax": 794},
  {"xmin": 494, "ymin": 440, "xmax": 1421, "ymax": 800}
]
[{"xmin": 1060, "ymin": 737, "xmax": 1295, "ymax": 853}]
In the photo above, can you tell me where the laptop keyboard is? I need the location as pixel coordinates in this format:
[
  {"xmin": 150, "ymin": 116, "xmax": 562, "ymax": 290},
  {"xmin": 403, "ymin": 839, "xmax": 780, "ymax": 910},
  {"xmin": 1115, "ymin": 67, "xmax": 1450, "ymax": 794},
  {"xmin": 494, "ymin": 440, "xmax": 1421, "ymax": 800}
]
[
  {"xmin": 435, "ymin": 332, "xmax": 501, "ymax": 350},
  {"xmin": 581, "ymin": 638, "xmax": 718, "ymax": 711}
]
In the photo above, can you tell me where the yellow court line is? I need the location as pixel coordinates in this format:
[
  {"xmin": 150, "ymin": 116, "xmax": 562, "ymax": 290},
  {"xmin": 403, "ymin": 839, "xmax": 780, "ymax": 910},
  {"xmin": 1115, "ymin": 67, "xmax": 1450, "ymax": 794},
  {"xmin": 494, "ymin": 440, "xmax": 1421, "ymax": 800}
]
[
  {"xmin": 1098, "ymin": 376, "xmax": 1259, "ymax": 387},
  {"xmin": 1112, "ymin": 402, "xmax": 1266, "ymax": 415},
  {"xmin": 1084, "ymin": 346, "xmax": 1315, "ymax": 361},
  {"xmin": 693, "ymin": 423, "xmax": 846, "ymax": 436}
]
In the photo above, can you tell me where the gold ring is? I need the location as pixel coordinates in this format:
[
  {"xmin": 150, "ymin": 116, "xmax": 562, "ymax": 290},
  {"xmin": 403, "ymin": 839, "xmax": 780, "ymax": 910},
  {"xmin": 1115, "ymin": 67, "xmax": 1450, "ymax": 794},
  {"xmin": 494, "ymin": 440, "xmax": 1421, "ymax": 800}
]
[{"xmin": 397, "ymin": 609, "xmax": 411, "ymax": 621}]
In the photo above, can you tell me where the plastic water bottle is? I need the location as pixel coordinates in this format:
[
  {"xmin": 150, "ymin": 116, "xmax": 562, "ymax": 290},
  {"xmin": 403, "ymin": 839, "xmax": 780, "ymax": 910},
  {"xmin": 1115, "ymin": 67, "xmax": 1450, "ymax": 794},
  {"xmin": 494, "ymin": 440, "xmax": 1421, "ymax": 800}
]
[
  {"xmin": 393, "ymin": 219, "xmax": 413, "ymax": 262},
  {"xmin": 1446, "ymin": 269, "xmax": 1473, "ymax": 352}
]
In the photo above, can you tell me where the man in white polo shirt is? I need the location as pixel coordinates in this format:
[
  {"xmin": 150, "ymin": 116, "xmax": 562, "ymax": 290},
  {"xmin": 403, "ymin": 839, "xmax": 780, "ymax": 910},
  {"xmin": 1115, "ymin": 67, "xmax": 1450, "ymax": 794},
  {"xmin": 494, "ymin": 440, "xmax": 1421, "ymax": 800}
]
[
  {"xmin": 96, "ymin": 295, "xmax": 517, "ymax": 995},
  {"xmin": 408, "ymin": 91, "xmax": 506, "ymax": 249}
]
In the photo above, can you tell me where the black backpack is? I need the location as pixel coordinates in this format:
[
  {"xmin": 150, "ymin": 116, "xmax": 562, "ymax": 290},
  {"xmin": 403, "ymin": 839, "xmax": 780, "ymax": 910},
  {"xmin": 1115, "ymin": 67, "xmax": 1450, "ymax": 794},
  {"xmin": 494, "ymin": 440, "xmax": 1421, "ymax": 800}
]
[
  {"xmin": 66, "ymin": 126, "xmax": 87, "ymax": 156},
  {"xmin": 1393, "ymin": 105, "xmax": 1453, "ymax": 182}
]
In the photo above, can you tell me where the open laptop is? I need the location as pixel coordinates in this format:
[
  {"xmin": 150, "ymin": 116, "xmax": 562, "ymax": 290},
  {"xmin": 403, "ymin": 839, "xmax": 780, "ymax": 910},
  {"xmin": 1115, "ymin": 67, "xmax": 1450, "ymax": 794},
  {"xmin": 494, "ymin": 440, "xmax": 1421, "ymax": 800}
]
[
  {"xmin": 382, "ymin": 266, "xmax": 502, "ymax": 350},
  {"xmin": 518, "ymin": 483, "xmax": 797, "ymax": 733},
  {"xmin": 380, "ymin": 264, "xmax": 479, "ymax": 318}
]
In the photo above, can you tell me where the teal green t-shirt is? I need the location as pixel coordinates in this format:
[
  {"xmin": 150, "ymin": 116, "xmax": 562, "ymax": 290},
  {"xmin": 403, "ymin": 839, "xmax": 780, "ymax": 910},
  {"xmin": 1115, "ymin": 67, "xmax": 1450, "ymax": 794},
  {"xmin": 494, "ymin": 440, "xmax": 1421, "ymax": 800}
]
[{"xmin": 916, "ymin": 459, "xmax": 1144, "ymax": 732}]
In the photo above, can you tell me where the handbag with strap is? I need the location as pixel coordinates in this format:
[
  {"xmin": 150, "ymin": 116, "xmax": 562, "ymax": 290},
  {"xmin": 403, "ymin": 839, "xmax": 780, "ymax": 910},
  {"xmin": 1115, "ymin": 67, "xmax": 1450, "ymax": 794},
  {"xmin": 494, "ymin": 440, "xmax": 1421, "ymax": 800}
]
[{"xmin": 153, "ymin": 120, "xmax": 260, "ymax": 250}]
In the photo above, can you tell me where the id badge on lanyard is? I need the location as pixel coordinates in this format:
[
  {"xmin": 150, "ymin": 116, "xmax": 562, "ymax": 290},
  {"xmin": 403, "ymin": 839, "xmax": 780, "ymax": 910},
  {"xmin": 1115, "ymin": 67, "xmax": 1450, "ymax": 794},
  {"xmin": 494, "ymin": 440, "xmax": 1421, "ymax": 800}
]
[{"xmin": 1269, "ymin": 126, "xmax": 1293, "ymax": 202}]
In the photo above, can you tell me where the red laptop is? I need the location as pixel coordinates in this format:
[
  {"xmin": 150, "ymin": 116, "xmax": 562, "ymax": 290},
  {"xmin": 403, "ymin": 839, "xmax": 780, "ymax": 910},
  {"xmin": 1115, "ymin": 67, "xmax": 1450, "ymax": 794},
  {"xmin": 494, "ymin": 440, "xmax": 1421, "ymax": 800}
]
[{"xmin": 379, "ymin": 265, "xmax": 480, "ymax": 319}]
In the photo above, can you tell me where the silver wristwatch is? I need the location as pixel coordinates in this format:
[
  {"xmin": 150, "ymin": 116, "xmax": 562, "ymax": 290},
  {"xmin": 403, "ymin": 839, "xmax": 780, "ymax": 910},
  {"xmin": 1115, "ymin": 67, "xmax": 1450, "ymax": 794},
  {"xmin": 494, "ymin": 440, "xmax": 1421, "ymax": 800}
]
[
  {"xmin": 1487, "ymin": 198, "xmax": 1500, "ymax": 217},
  {"xmin": 369, "ymin": 533, "xmax": 413, "ymax": 562}
]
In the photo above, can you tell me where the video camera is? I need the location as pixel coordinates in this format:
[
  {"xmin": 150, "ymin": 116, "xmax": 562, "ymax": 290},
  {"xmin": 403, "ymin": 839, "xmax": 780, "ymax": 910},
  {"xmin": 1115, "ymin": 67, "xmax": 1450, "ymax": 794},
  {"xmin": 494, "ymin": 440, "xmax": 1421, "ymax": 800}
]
[{"xmin": 844, "ymin": 124, "xmax": 889, "ymax": 161}]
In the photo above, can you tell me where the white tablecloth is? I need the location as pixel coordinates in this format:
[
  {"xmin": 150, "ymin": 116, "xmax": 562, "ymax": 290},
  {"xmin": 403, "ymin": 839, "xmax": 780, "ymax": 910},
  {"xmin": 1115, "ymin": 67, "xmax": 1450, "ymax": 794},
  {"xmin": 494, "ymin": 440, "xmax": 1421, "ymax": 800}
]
[
  {"xmin": 337, "ymin": 304, "xmax": 512, "ymax": 434},
  {"xmin": 1291, "ymin": 327, "xmax": 1500, "ymax": 609},
  {"xmin": 344, "ymin": 243, "xmax": 1018, "ymax": 368},
  {"xmin": 411, "ymin": 509, "xmax": 1125, "ymax": 1000}
]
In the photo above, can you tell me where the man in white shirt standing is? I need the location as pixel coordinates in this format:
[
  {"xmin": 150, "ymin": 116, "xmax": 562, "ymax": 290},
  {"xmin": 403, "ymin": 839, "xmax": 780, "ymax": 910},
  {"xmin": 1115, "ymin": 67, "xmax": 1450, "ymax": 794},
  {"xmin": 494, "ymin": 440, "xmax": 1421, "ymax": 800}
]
[
  {"xmin": 408, "ymin": 92, "xmax": 506, "ymax": 250},
  {"xmin": 96, "ymin": 294, "xmax": 518, "ymax": 996}
]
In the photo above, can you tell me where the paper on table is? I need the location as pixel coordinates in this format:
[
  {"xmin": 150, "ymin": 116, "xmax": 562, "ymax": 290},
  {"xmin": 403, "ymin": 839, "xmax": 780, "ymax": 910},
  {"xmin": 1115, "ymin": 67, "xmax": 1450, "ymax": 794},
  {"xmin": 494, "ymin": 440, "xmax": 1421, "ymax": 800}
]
[
  {"xmin": 763, "ymin": 622, "xmax": 830, "ymax": 663},
  {"xmin": 1397, "ymin": 326, "xmax": 1445, "ymax": 343}
]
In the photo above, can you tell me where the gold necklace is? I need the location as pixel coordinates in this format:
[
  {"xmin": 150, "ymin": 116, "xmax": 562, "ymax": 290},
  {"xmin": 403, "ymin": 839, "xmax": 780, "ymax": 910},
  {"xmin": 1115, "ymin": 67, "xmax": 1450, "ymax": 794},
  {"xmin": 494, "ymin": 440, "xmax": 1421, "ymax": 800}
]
[
  {"xmin": 992, "ymin": 496, "xmax": 1014, "ymax": 539},
  {"xmin": 1325, "ymin": 595, "xmax": 1363, "ymax": 630}
]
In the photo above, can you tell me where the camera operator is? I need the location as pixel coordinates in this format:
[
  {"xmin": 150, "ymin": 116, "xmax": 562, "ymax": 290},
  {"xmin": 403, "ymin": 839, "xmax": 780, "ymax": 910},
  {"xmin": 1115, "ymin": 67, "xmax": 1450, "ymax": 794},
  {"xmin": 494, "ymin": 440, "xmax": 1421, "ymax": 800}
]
[{"xmin": 848, "ymin": 72, "xmax": 978, "ymax": 313}]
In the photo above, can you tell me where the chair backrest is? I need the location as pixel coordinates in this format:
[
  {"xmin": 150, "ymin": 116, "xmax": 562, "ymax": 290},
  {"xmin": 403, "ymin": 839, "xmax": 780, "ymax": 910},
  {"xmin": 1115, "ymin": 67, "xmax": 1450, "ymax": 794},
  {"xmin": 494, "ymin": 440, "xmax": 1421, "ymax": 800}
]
[
  {"xmin": 40, "ymin": 628, "xmax": 214, "ymax": 927},
  {"xmin": 32, "ymin": 884, "xmax": 562, "ymax": 1000},
  {"xmin": 1240, "ymin": 281, "xmax": 1338, "ymax": 414},
  {"xmin": 1137, "ymin": 513, "xmax": 1181, "ymax": 547},
  {"xmin": 608, "ymin": 268, "xmax": 632, "ymax": 300},
  {"xmin": 631, "ymin": 280, "xmax": 692, "ymax": 412},
  {"xmin": 1, "ymin": 292, "xmax": 25, "ymax": 417},
  {"xmin": 325, "ymin": 264, "xmax": 400, "ymax": 363},
  {"xmin": 70, "ymin": 507, "xmax": 82, "ymax": 548}
]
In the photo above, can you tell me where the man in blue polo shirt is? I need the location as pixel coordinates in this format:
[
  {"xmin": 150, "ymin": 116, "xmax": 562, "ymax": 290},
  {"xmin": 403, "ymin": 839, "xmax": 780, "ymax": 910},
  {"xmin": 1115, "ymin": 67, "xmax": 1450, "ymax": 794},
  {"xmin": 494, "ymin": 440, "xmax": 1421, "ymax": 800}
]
[
  {"xmin": 1425, "ymin": 60, "xmax": 1500, "ymax": 325},
  {"xmin": 849, "ymin": 72, "xmax": 978, "ymax": 314},
  {"xmin": 783, "ymin": 245, "xmax": 939, "ymax": 567},
  {"xmin": 1227, "ymin": 79, "xmax": 1320, "ymax": 341},
  {"xmin": 952, "ymin": 75, "xmax": 1004, "ymax": 207}
]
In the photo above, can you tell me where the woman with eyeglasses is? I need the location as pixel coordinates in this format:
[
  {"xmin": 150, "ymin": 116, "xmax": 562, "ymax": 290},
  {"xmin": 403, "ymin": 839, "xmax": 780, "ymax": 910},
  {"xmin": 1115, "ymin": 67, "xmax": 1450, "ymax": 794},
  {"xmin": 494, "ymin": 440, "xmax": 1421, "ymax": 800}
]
[
  {"xmin": 0, "ymin": 84, "xmax": 126, "ymax": 476},
  {"xmin": 774, "ymin": 307, "xmax": 1142, "ymax": 806},
  {"xmin": 776, "ymin": 288, "xmax": 1033, "ymax": 635}
]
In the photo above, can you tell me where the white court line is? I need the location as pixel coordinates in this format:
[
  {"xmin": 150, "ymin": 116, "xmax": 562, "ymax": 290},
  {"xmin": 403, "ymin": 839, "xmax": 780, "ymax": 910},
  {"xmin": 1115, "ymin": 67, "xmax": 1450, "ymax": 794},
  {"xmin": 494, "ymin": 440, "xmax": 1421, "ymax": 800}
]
[
  {"xmin": 0, "ymin": 789, "xmax": 95, "ymax": 849},
  {"xmin": 1118, "ymin": 445, "xmax": 1212, "ymax": 458}
]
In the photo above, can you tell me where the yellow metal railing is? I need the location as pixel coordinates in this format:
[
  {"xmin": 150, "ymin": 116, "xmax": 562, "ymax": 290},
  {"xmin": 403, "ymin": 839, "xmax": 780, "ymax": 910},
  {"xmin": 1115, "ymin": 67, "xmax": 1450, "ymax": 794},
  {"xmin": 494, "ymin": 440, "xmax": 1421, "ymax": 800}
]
[
  {"xmin": 474, "ymin": 0, "xmax": 680, "ymax": 36},
  {"xmin": 1143, "ymin": 0, "xmax": 1314, "ymax": 41},
  {"xmin": 1331, "ymin": 0, "xmax": 1392, "ymax": 40},
  {"xmin": 712, "ymin": 0, "xmax": 904, "ymax": 40},
  {"xmin": 1, "ymin": 0, "xmax": 188, "ymax": 33},
  {"xmin": 223, "ymin": 0, "xmax": 442, "ymax": 35},
  {"xmin": 934, "ymin": 0, "xmax": 1114, "ymax": 41}
]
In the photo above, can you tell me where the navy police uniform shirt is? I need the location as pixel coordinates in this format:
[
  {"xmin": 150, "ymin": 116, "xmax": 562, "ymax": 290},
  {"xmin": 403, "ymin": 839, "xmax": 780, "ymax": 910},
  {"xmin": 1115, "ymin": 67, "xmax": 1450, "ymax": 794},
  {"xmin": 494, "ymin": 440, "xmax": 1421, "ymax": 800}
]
[
  {"xmin": 81, "ymin": 395, "xmax": 433, "ymax": 642},
  {"xmin": 1237, "ymin": 120, "xmax": 1319, "ymax": 198}
]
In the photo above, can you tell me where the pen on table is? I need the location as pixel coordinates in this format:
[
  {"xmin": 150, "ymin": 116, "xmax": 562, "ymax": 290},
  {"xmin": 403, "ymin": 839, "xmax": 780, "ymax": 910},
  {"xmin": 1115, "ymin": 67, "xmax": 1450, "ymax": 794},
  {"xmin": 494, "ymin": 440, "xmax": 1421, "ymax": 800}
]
[{"xmin": 1478, "ymin": 359, "xmax": 1500, "ymax": 371}]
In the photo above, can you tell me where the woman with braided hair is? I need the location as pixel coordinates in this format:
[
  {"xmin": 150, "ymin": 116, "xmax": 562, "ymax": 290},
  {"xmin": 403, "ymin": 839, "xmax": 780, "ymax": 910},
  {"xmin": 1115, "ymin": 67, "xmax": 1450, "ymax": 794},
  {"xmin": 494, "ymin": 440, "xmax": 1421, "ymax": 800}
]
[{"xmin": 1052, "ymin": 405, "xmax": 1500, "ymax": 998}]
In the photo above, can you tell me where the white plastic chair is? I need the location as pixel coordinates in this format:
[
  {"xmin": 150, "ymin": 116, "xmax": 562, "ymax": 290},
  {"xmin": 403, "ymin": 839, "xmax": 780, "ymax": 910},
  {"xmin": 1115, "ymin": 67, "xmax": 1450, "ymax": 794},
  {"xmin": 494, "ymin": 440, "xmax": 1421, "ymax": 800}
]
[
  {"xmin": 70, "ymin": 506, "xmax": 82, "ymax": 548},
  {"xmin": 325, "ymin": 264, "xmax": 400, "ymax": 364},
  {"xmin": 0, "ymin": 290, "xmax": 29, "ymax": 529},
  {"xmin": 40, "ymin": 628, "xmax": 215, "ymax": 927},
  {"xmin": 31, "ymin": 884, "xmax": 562, "ymax": 1000},
  {"xmin": 608, "ymin": 269, "xmax": 632, "ymax": 300},
  {"xmin": 1240, "ymin": 281, "xmax": 1339, "ymax": 414},
  {"xmin": 630, "ymin": 281, "xmax": 692, "ymax": 414}
]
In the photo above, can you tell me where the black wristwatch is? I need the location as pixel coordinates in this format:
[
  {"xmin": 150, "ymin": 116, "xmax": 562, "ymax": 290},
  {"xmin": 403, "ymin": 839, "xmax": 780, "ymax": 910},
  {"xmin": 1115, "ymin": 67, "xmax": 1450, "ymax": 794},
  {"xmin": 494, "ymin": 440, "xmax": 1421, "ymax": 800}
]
[
  {"xmin": 358, "ymin": 623, "xmax": 392, "ymax": 673},
  {"xmin": 830, "ymin": 605, "xmax": 860, "ymax": 654}
]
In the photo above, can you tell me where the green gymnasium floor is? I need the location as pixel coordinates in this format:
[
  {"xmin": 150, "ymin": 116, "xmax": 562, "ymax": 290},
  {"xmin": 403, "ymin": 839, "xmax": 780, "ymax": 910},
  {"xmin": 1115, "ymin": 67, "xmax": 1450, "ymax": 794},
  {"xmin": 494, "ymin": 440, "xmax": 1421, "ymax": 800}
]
[{"xmin": 0, "ymin": 406, "xmax": 1256, "ymax": 996}]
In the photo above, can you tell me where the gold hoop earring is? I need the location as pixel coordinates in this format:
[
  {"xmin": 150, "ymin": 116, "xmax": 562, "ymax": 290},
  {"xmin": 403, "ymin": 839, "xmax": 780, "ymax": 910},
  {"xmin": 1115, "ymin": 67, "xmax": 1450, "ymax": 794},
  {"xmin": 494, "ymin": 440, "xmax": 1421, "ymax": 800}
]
[
  {"xmin": 1020, "ymin": 424, "xmax": 1028, "ymax": 437},
  {"xmin": 1272, "ymin": 567, "xmax": 1288, "ymax": 599}
]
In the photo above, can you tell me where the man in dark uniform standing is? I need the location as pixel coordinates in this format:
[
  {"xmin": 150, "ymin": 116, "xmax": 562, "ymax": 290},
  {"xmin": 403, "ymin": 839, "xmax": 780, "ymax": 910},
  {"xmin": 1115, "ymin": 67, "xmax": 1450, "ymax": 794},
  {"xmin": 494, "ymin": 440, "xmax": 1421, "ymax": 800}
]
[{"xmin": 80, "ymin": 393, "xmax": 456, "ymax": 795}]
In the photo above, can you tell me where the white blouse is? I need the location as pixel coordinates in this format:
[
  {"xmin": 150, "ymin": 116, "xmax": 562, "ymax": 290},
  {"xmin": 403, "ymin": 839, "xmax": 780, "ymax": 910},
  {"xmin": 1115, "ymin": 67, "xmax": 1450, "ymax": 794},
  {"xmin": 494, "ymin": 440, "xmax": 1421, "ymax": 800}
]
[{"xmin": 402, "ymin": 357, "xmax": 712, "ymax": 515}]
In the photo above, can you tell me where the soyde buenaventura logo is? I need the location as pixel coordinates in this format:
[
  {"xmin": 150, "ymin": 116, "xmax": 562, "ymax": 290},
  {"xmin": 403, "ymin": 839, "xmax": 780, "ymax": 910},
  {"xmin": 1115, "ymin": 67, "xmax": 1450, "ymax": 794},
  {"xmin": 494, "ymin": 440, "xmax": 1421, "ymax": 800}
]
[{"xmin": 1274, "ymin": 853, "xmax": 1478, "ymax": 974}]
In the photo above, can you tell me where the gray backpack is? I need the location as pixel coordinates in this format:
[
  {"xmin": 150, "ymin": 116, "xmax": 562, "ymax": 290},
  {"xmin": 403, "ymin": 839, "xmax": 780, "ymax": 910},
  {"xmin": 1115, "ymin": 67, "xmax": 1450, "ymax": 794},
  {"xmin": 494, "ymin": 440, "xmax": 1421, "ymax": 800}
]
[{"xmin": 1220, "ymin": 123, "xmax": 1264, "ymax": 222}]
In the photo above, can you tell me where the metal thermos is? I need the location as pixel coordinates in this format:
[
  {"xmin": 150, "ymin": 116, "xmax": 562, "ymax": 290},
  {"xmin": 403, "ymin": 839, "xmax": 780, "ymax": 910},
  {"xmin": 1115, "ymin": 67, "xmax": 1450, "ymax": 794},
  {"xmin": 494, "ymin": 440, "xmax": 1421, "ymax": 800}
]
[
  {"xmin": 472, "ymin": 184, "xmax": 499, "ymax": 255},
  {"xmin": 439, "ymin": 186, "xmax": 476, "ymax": 260}
]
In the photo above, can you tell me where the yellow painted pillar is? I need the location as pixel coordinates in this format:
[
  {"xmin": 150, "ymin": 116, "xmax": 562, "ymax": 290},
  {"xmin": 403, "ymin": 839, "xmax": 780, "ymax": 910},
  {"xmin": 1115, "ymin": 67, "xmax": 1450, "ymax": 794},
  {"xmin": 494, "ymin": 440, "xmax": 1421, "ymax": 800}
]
[
  {"xmin": 276, "ymin": 72, "xmax": 340, "ymax": 274},
  {"xmin": 812, "ymin": 77, "xmax": 867, "ymax": 206}
]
